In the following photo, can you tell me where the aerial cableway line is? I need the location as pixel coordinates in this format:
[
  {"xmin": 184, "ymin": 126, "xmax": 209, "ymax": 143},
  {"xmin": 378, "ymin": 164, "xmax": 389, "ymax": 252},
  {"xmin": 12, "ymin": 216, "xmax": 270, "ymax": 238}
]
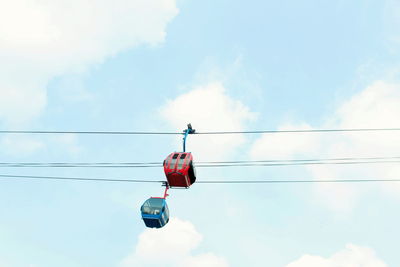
[
  {"xmin": 1, "ymin": 173, "xmax": 400, "ymax": 184},
  {"xmin": 1, "ymin": 127, "xmax": 400, "ymax": 135},
  {"xmin": 0, "ymin": 156, "xmax": 400, "ymax": 168}
]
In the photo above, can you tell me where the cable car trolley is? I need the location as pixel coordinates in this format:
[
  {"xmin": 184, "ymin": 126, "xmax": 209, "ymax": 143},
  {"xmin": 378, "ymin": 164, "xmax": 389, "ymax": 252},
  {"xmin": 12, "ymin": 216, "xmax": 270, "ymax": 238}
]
[
  {"xmin": 140, "ymin": 182, "xmax": 170, "ymax": 228},
  {"xmin": 163, "ymin": 124, "xmax": 196, "ymax": 188}
]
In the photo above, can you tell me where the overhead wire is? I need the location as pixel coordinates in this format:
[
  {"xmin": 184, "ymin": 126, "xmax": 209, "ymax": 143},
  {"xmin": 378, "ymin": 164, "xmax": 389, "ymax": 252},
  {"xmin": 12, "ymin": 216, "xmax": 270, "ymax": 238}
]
[
  {"xmin": 0, "ymin": 156, "xmax": 399, "ymax": 168},
  {"xmin": 1, "ymin": 127, "xmax": 400, "ymax": 135},
  {"xmin": 1, "ymin": 129, "xmax": 399, "ymax": 183},
  {"xmin": 195, "ymin": 160, "xmax": 400, "ymax": 167},
  {"xmin": 197, "ymin": 179, "xmax": 400, "ymax": 184},
  {"xmin": 197, "ymin": 155, "xmax": 400, "ymax": 164},
  {"xmin": 0, "ymin": 130, "xmax": 180, "ymax": 135},
  {"xmin": 0, "ymin": 173, "xmax": 399, "ymax": 184},
  {"xmin": 194, "ymin": 128, "xmax": 400, "ymax": 134},
  {"xmin": 0, "ymin": 174, "xmax": 162, "ymax": 183}
]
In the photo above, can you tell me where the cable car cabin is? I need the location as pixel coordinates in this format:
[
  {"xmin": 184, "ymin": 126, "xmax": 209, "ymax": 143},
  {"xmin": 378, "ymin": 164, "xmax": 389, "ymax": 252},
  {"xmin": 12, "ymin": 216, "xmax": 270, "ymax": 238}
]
[
  {"xmin": 163, "ymin": 152, "xmax": 196, "ymax": 188},
  {"xmin": 141, "ymin": 197, "xmax": 169, "ymax": 228}
]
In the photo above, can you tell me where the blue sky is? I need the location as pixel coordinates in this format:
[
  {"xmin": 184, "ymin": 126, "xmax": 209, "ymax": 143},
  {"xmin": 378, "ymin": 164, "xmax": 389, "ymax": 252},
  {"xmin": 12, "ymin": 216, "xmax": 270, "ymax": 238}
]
[{"xmin": 0, "ymin": 0, "xmax": 400, "ymax": 266}]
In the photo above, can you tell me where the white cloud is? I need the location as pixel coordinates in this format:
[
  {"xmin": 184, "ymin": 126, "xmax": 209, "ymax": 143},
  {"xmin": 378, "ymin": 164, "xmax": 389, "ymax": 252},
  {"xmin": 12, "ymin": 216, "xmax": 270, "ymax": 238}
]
[
  {"xmin": 160, "ymin": 82, "xmax": 256, "ymax": 160},
  {"xmin": 314, "ymin": 81, "xmax": 400, "ymax": 208},
  {"xmin": 0, "ymin": 0, "xmax": 179, "ymax": 125},
  {"xmin": 121, "ymin": 217, "xmax": 229, "ymax": 267},
  {"xmin": 179, "ymin": 253, "xmax": 229, "ymax": 267},
  {"xmin": 249, "ymin": 80, "xmax": 400, "ymax": 211},
  {"xmin": 335, "ymin": 81, "xmax": 400, "ymax": 130},
  {"xmin": 306, "ymin": 164, "xmax": 361, "ymax": 213},
  {"xmin": 0, "ymin": 78, "xmax": 47, "ymax": 126},
  {"xmin": 250, "ymin": 123, "xmax": 321, "ymax": 160},
  {"xmin": 286, "ymin": 244, "xmax": 387, "ymax": 267}
]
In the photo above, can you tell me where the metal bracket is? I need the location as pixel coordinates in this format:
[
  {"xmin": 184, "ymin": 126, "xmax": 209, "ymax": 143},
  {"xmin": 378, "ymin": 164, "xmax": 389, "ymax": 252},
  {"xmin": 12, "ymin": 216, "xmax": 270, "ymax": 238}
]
[
  {"xmin": 162, "ymin": 181, "xmax": 170, "ymax": 199},
  {"xmin": 183, "ymin": 123, "xmax": 195, "ymax": 152}
]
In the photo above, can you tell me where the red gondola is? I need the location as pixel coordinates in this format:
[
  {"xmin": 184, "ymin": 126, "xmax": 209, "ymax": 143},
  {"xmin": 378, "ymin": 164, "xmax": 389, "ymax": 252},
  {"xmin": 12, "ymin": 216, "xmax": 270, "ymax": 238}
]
[{"xmin": 163, "ymin": 152, "xmax": 196, "ymax": 188}]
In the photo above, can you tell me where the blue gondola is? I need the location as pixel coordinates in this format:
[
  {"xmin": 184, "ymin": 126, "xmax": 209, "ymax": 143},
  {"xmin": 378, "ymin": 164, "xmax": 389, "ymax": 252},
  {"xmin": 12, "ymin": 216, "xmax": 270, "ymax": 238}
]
[{"xmin": 141, "ymin": 197, "xmax": 170, "ymax": 228}]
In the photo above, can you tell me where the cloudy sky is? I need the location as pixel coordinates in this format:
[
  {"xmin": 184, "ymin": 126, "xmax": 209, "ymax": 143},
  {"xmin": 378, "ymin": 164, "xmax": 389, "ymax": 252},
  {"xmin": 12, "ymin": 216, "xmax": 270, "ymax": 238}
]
[{"xmin": 1, "ymin": 0, "xmax": 400, "ymax": 266}]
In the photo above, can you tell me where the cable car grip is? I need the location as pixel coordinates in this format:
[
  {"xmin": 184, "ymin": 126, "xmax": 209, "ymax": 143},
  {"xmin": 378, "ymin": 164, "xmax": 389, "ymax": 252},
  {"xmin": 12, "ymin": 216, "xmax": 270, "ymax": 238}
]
[{"xmin": 182, "ymin": 123, "xmax": 195, "ymax": 152}]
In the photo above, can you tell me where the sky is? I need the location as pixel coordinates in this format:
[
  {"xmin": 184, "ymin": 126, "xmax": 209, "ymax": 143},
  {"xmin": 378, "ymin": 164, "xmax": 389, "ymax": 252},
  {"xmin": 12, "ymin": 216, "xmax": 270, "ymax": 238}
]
[{"xmin": 0, "ymin": 0, "xmax": 400, "ymax": 266}]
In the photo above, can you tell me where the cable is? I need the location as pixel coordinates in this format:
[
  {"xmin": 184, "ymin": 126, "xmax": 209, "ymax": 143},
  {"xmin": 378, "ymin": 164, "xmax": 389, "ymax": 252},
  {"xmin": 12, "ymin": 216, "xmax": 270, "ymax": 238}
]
[
  {"xmin": 195, "ymin": 128, "xmax": 400, "ymax": 134},
  {"xmin": 196, "ymin": 160, "xmax": 400, "ymax": 167},
  {"xmin": 0, "ymin": 157, "xmax": 399, "ymax": 168},
  {"xmin": 0, "ymin": 174, "xmax": 162, "ymax": 183},
  {"xmin": 0, "ymin": 130, "xmax": 180, "ymax": 135},
  {"xmin": 0, "ymin": 173, "xmax": 400, "ymax": 184},
  {"xmin": 1, "ymin": 156, "xmax": 399, "ymax": 164},
  {"xmin": 197, "ymin": 179, "xmax": 400, "ymax": 184},
  {"xmin": 197, "ymin": 156, "xmax": 400, "ymax": 164},
  {"xmin": 1, "ymin": 127, "xmax": 400, "ymax": 135}
]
